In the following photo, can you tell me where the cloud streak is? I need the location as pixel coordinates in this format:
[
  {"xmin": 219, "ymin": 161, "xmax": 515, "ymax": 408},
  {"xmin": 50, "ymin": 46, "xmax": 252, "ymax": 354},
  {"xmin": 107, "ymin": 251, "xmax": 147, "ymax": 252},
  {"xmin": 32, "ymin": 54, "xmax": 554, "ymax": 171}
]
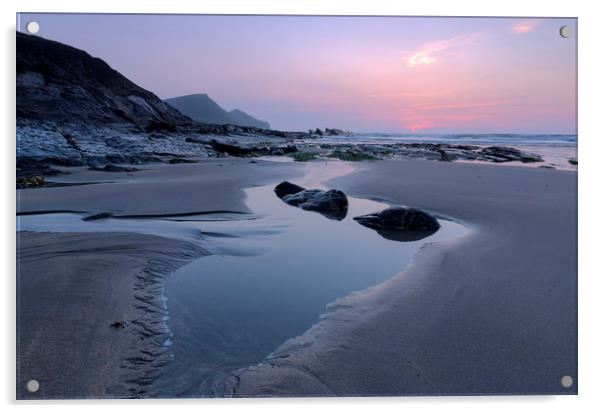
[
  {"xmin": 406, "ymin": 33, "xmax": 480, "ymax": 67},
  {"xmin": 511, "ymin": 19, "xmax": 540, "ymax": 34}
]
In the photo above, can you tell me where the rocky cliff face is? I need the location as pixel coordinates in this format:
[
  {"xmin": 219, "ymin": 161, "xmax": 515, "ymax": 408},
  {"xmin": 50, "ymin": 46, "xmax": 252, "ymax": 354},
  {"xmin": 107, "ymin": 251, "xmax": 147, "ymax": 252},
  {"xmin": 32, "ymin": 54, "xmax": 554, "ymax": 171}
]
[
  {"xmin": 16, "ymin": 33, "xmax": 294, "ymax": 175},
  {"xmin": 17, "ymin": 32, "xmax": 189, "ymax": 126}
]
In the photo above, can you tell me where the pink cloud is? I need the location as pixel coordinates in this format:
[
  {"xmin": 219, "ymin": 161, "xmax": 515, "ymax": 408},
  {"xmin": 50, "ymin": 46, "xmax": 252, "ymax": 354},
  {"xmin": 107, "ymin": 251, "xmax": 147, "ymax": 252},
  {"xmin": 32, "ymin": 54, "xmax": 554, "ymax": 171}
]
[
  {"xmin": 406, "ymin": 33, "xmax": 480, "ymax": 68},
  {"xmin": 511, "ymin": 19, "xmax": 540, "ymax": 34}
]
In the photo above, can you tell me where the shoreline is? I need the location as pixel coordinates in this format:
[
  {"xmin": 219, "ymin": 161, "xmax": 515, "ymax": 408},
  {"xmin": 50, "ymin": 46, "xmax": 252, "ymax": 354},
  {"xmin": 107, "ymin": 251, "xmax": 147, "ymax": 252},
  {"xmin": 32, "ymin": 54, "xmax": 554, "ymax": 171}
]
[
  {"xmin": 211, "ymin": 159, "xmax": 577, "ymax": 397},
  {"xmin": 16, "ymin": 158, "xmax": 577, "ymax": 398}
]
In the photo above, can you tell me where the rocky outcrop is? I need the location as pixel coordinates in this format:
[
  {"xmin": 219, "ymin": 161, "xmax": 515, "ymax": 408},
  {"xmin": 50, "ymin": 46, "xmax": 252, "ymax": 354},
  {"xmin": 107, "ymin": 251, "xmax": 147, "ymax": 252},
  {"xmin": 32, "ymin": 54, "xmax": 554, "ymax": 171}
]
[
  {"xmin": 17, "ymin": 32, "xmax": 190, "ymax": 126},
  {"xmin": 308, "ymin": 128, "xmax": 350, "ymax": 137},
  {"xmin": 207, "ymin": 139, "xmax": 298, "ymax": 157},
  {"xmin": 478, "ymin": 146, "xmax": 543, "ymax": 163},
  {"xmin": 354, "ymin": 207, "xmax": 440, "ymax": 231}
]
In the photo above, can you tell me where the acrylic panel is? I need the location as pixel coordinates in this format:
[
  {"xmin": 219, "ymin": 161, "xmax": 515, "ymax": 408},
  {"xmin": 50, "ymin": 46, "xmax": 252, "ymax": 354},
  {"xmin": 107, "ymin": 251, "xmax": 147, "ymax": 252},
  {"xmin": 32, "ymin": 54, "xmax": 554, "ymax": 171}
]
[{"xmin": 16, "ymin": 13, "xmax": 577, "ymax": 399}]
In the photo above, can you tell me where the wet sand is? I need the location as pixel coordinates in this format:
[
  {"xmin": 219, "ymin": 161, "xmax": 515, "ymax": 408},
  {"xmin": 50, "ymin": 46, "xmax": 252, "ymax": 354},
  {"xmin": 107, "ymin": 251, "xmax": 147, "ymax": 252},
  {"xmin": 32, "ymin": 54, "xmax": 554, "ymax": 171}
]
[
  {"xmin": 16, "ymin": 158, "xmax": 577, "ymax": 398},
  {"xmin": 16, "ymin": 231, "xmax": 204, "ymax": 399},
  {"xmin": 17, "ymin": 158, "xmax": 304, "ymax": 215},
  {"xmin": 220, "ymin": 159, "xmax": 577, "ymax": 396},
  {"xmin": 16, "ymin": 158, "xmax": 303, "ymax": 399}
]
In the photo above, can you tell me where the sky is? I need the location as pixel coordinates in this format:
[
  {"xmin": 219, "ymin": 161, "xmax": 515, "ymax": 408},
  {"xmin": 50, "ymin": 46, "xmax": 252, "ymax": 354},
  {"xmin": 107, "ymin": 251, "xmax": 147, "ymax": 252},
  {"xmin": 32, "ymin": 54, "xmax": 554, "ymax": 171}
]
[{"xmin": 17, "ymin": 14, "xmax": 577, "ymax": 134}]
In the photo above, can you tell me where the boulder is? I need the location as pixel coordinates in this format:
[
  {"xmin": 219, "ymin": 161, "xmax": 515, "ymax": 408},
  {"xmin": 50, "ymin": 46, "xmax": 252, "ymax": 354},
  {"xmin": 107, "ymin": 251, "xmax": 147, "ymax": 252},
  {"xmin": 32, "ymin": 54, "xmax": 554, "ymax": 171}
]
[
  {"xmin": 354, "ymin": 207, "xmax": 440, "ymax": 231},
  {"xmin": 274, "ymin": 181, "xmax": 305, "ymax": 199},
  {"xmin": 282, "ymin": 189, "xmax": 348, "ymax": 221}
]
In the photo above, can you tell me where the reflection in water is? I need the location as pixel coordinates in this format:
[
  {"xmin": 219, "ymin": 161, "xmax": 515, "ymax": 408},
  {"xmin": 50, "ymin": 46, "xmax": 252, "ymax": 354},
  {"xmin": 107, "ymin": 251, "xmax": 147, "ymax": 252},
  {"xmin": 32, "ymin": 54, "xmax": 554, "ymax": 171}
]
[
  {"xmin": 17, "ymin": 160, "xmax": 466, "ymax": 397},
  {"xmin": 372, "ymin": 228, "xmax": 438, "ymax": 242},
  {"xmin": 152, "ymin": 161, "xmax": 466, "ymax": 396}
]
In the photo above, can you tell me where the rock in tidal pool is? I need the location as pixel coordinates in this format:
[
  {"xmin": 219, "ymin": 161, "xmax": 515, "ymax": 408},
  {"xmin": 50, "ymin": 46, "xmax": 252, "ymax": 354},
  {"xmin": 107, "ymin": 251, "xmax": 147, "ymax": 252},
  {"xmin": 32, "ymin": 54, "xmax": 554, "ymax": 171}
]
[
  {"xmin": 274, "ymin": 181, "xmax": 306, "ymax": 199},
  {"xmin": 274, "ymin": 181, "xmax": 349, "ymax": 220},
  {"xmin": 354, "ymin": 207, "xmax": 440, "ymax": 232},
  {"xmin": 83, "ymin": 212, "xmax": 114, "ymax": 221}
]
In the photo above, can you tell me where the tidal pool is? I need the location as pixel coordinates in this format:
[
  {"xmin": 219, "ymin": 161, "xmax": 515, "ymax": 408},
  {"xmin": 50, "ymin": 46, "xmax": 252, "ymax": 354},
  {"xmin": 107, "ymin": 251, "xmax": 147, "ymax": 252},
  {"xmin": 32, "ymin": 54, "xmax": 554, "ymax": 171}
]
[
  {"xmin": 17, "ymin": 160, "xmax": 466, "ymax": 396},
  {"xmin": 152, "ymin": 160, "xmax": 466, "ymax": 395}
]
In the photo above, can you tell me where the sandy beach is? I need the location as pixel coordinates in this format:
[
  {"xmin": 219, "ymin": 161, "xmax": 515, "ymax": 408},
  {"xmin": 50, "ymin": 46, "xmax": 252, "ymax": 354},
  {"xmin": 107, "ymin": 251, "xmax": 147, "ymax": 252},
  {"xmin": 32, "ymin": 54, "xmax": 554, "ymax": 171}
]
[
  {"xmin": 217, "ymin": 159, "xmax": 577, "ymax": 396},
  {"xmin": 16, "ymin": 231, "xmax": 203, "ymax": 399},
  {"xmin": 17, "ymin": 158, "xmax": 304, "ymax": 398},
  {"xmin": 16, "ymin": 158, "xmax": 577, "ymax": 398}
]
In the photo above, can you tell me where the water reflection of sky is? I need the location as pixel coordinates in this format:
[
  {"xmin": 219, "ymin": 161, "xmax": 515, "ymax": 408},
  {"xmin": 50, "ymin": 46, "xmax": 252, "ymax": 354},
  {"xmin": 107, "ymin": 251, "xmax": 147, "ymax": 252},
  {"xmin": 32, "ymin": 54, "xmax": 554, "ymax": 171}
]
[
  {"xmin": 17, "ymin": 160, "xmax": 466, "ymax": 396},
  {"xmin": 155, "ymin": 161, "xmax": 466, "ymax": 395}
]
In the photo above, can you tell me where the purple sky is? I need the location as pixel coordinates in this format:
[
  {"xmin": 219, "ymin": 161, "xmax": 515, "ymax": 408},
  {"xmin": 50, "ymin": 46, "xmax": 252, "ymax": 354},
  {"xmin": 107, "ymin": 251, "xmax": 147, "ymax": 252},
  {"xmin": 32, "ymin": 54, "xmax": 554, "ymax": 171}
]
[{"xmin": 18, "ymin": 14, "xmax": 577, "ymax": 134}]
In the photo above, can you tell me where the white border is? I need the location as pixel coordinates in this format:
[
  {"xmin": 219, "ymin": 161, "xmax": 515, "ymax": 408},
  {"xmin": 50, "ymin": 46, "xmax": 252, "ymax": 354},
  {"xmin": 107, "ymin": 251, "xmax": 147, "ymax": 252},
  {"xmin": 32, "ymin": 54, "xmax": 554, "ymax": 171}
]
[{"xmin": 2, "ymin": 1, "xmax": 601, "ymax": 412}]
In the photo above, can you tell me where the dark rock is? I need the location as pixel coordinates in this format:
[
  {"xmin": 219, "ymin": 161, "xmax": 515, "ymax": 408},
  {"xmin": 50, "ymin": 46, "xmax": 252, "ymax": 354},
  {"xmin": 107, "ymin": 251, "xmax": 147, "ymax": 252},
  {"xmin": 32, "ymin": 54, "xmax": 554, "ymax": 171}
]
[
  {"xmin": 324, "ymin": 128, "xmax": 348, "ymax": 136},
  {"xmin": 274, "ymin": 181, "xmax": 306, "ymax": 199},
  {"xmin": 198, "ymin": 124, "xmax": 229, "ymax": 135},
  {"xmin": 83, "ymin": 212, "xmax": 114, "ymax": 221},
  {"xmin": 168, "ymin": 157, "xmax": 197, "ymax": 164},
  {"xmin": 478, "ymin": 146, "xmax": 543, "ymax": 163},
  {"xmin": 208, "ymin": 140, "xmax": 262, "ymax": 156},
  {"xmin": 16, "ymin": 158, "xmax": 62, "ymax": 180},
  {"xmin": 282, "ymin": 189, "xmax": 349, "ymax": 221},
  {"xmin": 104, "ymin": 154, "xmax": 129, "ymax": 164},
  {"xmin": 453, "ymin": 144, "xmax": 481, "ymax": 151},
  {"xmin": 354, "ymin": 207, "xmax": 440, "ymax": 231},
  {"xmin": 110, "ymin": 320, "xmax": 127, "ymax": 329},
  {"xmin": 89, "ymin": 164, "xmax": 139, "ymax": 172},
  {"xmin": 144, "ymin": 121, "xmax": 177, "ymax": 133},
  {"xmin": 16, "ymin": 175, "xmax": 45, "ymax": 189}
]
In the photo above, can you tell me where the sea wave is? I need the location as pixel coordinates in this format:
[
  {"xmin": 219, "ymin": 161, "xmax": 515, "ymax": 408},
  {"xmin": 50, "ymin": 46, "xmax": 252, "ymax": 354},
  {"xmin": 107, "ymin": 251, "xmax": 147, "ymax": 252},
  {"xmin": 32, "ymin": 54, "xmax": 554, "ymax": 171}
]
[{"xmin": 332, "ymin": 133, "xmax": 577, "ymax": 147}]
